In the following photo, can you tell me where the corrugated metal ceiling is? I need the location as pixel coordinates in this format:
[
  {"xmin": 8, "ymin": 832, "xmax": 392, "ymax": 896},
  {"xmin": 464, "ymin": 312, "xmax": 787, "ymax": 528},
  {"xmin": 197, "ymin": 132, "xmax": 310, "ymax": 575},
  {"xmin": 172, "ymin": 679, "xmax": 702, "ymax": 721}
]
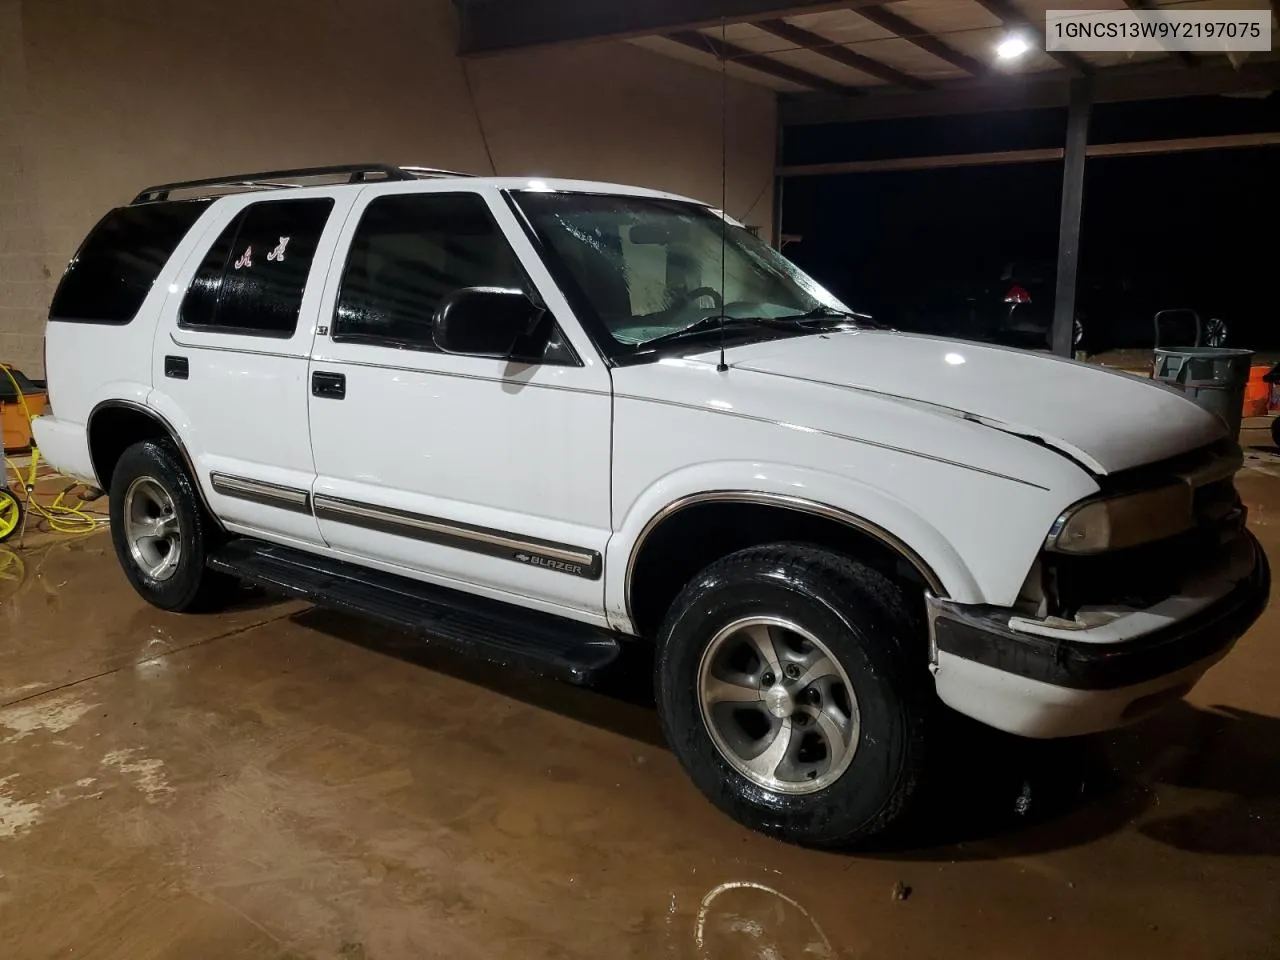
[{"xmin": 626, "ymin": 0, "xmax": 1274, "ymax": 93}]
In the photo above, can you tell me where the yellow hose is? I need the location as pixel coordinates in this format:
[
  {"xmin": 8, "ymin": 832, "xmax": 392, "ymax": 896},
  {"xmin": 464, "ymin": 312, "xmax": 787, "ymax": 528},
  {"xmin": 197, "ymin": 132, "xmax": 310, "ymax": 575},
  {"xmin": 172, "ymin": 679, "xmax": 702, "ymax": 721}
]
[{"xmin": 2, "ymin": 362, "xmax": 109, "ymax": 538}]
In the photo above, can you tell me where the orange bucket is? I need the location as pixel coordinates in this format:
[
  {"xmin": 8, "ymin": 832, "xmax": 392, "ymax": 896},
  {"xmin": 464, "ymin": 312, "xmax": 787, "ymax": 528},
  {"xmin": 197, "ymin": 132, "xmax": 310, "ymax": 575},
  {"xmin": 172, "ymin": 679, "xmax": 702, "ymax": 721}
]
[
  {"xmin": 1244, "ymin": 365, "xmax": 1270, "ymax": 419},
  {"xmin": 1, "ymin": 392, "xmax": 47, "ymax": 452}
]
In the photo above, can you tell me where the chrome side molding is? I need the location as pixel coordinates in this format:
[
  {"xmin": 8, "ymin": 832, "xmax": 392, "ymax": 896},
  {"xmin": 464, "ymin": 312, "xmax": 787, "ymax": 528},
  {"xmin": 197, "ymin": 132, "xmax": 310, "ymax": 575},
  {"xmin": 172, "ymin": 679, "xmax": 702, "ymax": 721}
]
[
  {"xmin": 312, "ymin": 494, "xmax": 602, "ymax": 581},
  {"xmin": 210, "ymin": 472, "xmax": 312, "ymax": 514}
]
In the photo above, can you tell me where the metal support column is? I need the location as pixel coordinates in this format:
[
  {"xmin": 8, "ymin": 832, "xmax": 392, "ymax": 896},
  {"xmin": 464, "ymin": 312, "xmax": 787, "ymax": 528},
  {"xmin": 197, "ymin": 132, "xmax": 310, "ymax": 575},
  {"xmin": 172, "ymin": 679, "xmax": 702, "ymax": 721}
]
[
  {"xmin": 771, "ymin": 119, "xmax": 785, "ymax": 249},
  {"xmin": 1051, "ymin": 78, "xmax": 1091, "ymax": 357}
]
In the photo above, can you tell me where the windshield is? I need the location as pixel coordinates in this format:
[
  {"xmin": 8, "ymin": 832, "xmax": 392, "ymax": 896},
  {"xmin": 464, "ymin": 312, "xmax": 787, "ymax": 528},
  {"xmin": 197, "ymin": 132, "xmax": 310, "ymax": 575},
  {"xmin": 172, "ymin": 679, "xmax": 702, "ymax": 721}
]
[{"xmin": 513, "ymin": 192, "xmax": 851, "ymax": 354}]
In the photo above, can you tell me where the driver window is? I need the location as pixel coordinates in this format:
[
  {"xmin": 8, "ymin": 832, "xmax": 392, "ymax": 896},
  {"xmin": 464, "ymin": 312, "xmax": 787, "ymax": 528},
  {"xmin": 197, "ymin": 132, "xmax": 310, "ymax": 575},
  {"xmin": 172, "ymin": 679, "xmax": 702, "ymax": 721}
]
[{"xmin": 331, "ymin": 192, "xmax": 574, "ymax": 363}]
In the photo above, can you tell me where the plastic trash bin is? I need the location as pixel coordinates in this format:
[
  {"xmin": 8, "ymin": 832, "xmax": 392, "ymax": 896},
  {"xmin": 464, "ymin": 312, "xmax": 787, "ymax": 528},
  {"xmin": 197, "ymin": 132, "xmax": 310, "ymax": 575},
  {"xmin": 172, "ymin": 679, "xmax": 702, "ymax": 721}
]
[{"xmin": 1152, "ymin": 347, "xmax": 1254, "ymax": 440}]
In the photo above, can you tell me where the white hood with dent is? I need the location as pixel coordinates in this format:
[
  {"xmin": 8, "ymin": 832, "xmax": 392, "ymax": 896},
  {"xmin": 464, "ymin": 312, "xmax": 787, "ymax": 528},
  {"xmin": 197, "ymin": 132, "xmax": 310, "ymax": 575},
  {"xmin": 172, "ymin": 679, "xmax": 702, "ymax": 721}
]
[{"xmin": 716, "ymin": 331, "xmax": 1226, "ymax": 474}]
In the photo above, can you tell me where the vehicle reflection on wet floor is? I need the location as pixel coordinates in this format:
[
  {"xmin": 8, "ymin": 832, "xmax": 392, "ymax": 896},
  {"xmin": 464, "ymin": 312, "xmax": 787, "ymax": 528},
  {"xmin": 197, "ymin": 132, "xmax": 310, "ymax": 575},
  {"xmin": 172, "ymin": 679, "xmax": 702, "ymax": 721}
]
[{"xmin": 0, "ymin": 475, "xmax": 1277, "ymax": 958}]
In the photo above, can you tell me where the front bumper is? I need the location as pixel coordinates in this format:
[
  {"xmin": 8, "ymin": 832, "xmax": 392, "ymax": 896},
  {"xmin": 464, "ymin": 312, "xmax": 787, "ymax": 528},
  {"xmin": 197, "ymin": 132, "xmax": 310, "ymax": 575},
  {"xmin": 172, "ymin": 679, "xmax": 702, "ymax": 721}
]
[{"xmin": 928, "ymin": 532, "xmax": 1269, "ymax": 737}]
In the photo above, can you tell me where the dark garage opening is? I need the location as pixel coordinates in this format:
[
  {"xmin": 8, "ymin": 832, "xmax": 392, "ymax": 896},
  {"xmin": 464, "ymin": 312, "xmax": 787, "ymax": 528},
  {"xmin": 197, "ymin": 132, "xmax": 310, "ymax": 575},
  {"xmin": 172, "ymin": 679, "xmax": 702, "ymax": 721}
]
[{"xmin": 781, "ymin": 92, "xmax": 1280, "ymax": 354}]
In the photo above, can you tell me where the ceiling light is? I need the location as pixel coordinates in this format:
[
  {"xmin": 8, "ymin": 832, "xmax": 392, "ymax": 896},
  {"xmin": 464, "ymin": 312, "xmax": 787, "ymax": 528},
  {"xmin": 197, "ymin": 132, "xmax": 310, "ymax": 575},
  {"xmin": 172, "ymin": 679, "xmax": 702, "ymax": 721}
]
[{"xmin": 996, "ymin": 34, "xmax": 1030, "ymax": 60}]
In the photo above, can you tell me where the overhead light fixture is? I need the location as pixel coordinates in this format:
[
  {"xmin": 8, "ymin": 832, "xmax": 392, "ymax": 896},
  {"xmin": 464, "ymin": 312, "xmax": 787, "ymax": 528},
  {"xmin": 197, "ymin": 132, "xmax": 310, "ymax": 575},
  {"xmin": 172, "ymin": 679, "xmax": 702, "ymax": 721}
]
[{"xmin": 996, "ymin": 34, "xmax": 1030, "ymax": 60}]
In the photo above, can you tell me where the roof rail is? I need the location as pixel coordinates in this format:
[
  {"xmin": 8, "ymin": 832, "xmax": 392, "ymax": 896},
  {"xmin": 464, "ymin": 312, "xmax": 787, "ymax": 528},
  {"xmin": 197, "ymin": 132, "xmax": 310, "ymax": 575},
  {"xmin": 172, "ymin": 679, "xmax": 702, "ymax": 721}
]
[
  {"xmin": 130, "ymin": 163, "xmax": 470, "ymax": 204},
  {"xmin": 400, "ymin": 166, "xmax": 475, "ymax": 179}
]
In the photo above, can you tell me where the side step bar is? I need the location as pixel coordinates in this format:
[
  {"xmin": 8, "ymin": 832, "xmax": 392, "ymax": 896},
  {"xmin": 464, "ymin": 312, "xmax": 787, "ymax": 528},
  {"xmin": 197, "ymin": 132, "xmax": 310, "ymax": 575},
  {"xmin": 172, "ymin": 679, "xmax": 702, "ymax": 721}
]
[{"xmin": 207, "ymin": 539, "xmax": 624, "ymax": 685}]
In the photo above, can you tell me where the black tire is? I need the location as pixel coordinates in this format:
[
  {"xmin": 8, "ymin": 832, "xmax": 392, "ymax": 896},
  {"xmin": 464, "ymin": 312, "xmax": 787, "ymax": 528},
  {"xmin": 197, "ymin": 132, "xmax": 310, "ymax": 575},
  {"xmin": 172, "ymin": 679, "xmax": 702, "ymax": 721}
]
[
  {"xmin": 655, "ymin": 543, "xmax": 928, "ymax": 848},
  {"xmin": 108, "ymin": 440, "xmax": 233, "ymax": 612},
  {"xmin": 1271, "ymin": 416, "xmax": 1280, "ymax": 450}
]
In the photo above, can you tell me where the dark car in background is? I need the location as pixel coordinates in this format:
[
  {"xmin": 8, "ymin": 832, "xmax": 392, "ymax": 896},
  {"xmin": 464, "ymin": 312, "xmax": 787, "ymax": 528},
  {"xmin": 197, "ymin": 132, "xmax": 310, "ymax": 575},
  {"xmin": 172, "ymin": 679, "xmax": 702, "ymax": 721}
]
[
  {"xmin": 875, "ymin": 258, "xmax": 1239, "ymax": 354},
  {"xmin": 987, "ymin": 260, "xmax": 1231, "ymax": 353}
]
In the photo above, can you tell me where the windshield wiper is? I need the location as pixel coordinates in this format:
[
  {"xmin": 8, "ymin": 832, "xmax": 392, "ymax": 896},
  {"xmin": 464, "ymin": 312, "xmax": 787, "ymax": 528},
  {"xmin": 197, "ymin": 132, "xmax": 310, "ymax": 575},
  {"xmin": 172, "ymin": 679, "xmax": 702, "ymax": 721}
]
[
  {"xmin": 640, "ymin": 315, "xmax": 763, "ymax": 348},
  {"xmin": 769, "ymin": 306, "xmax": 870, "ymax": 324},
  {"xmin": 640, "ymin": 307, "xmax": 874, "ymax": 350}
]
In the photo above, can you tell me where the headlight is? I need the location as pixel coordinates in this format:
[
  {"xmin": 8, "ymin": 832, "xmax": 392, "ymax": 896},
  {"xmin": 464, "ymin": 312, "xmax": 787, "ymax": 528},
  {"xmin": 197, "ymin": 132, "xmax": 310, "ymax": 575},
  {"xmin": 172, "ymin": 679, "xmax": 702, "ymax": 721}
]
[{"xmin": 1045, "ymin": 484, "xmax": 1193, "ymax": 554}]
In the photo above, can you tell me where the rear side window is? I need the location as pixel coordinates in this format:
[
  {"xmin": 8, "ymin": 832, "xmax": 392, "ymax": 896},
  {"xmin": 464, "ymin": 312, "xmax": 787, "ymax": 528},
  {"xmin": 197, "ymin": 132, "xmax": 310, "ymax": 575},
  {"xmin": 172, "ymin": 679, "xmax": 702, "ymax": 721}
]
[
  {"xmin": 332, "ymin": 193, "xmax": 528, "ymax": 349},
  {"xmin": 180, "ymin": 198, "xmax": 334, "ymax": 337},
  {"xmin": 48, "ymin": 200, "xmax": 210, "ymax": 324}
]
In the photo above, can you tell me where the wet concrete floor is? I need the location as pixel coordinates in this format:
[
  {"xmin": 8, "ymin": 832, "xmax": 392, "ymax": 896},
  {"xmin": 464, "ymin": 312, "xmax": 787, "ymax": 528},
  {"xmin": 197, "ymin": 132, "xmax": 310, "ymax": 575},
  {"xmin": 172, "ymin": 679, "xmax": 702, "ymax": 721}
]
[{"xmin": 1, "ymin": 471, "xmax": 1278, "ymax": 959}]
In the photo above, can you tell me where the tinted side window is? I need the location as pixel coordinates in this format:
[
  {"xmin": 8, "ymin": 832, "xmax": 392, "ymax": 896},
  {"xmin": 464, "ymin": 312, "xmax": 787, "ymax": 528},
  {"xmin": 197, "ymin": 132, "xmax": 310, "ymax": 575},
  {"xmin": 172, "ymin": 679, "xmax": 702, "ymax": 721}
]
[
  {"xmin": 49, "ymin": 200, "xmax": 210, "ymax": 324},
  {"xmin": 180, "ymin": 198, "xmax": 334, "ymax": 337},
  {"xmin": 333, "ymin": 193, "xmax": 528, "ymax": 349}
]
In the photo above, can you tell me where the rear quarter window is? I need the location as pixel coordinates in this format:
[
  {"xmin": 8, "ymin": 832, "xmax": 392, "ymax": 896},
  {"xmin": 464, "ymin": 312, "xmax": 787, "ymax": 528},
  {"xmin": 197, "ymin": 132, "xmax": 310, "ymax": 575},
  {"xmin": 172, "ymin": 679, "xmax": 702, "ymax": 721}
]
[
  {"xmin": 48, "ymin": 200, "xmax": 211, "ymax": 325},
  {"xmin": 179, "ymin": 197, "xmax": 334, "ymax": 338}
]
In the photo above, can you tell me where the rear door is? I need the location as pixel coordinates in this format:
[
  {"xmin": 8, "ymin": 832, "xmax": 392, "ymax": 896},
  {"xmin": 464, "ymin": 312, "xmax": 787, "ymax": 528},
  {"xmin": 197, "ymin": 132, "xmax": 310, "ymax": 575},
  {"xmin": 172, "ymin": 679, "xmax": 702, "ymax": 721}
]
[{"xmin": 150, "ymin": 189, "xmax": 354, "ymax": 547}]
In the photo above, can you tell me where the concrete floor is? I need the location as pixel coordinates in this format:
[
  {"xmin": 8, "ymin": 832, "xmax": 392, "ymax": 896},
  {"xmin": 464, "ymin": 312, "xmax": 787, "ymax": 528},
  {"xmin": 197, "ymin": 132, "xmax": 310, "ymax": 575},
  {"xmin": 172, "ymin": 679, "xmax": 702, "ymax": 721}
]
[{"xmin": 2, "ymin": 474, "xmax": 1279, "ymax": 959}]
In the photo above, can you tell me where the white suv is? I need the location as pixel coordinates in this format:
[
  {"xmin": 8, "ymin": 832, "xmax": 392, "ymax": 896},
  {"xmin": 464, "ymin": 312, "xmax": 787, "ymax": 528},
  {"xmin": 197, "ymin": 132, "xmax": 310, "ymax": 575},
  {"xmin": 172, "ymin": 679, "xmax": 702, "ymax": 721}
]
[{"xmin": 34, "ymin": 164, "xmax": 1268, "ymax": 847}]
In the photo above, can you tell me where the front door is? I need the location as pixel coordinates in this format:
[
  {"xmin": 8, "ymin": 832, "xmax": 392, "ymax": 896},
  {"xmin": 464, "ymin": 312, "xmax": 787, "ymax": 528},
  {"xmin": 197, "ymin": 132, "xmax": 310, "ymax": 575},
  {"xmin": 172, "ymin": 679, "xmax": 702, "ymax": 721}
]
[
  {"xmin": 306, "ymin": 185, "xmax": 613, "ymax": 623},
  {"xmin": 150, "ymin": 189, "xmax": 353, "ymax": 547}
]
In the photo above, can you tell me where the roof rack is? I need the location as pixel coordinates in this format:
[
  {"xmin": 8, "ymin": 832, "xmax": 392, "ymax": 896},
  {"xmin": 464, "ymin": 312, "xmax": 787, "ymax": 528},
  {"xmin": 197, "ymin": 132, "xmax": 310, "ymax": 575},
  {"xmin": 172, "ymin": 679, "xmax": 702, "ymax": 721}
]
[
  {"xmin": 130, "ymin": 163, "xmax": 473, "ymax": 204},
  {"xmin": 399, "ymin": 166, "xmax": 475, "ymax": 179}
]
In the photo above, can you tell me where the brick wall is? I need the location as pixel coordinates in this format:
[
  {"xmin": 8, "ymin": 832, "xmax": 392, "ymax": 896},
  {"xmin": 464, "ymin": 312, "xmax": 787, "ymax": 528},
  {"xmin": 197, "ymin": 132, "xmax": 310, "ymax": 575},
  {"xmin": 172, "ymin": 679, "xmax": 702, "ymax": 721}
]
[{"xmin": 0, "ymin": 0, "xmax": 777, "ymax": 375}]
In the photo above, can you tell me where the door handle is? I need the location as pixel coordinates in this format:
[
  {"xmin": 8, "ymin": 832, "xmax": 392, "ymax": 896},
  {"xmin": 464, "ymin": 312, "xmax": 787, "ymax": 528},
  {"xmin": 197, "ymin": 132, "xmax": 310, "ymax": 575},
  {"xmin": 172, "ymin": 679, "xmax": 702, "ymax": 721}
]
[
  {"xmin": 312, "ymin": 371, "xmax": 346, "ymax": 399},
  {"xmin": 164, "ymin": 356, "xmax": 189, "ymax": 380}
]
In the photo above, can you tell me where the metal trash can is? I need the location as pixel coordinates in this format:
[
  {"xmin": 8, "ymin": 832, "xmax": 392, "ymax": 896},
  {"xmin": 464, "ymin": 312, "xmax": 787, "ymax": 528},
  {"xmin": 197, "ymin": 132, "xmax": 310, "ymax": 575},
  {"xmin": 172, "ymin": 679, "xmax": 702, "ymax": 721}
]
[{"xmin": 1152, "ymin": 347, "xmax": 1254, "ymax": 439}]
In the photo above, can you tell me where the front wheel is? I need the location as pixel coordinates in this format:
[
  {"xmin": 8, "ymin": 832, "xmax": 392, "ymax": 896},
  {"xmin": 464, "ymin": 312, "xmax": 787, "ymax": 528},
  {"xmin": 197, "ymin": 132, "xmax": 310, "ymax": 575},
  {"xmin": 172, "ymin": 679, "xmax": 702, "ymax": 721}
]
[
  {"xmin": 108, "ymin": 440, "xmax": 233, "ymax": 611},
  {"xmin": 655, "ymin": 544, "xmax": 928, "ymax": 847}
]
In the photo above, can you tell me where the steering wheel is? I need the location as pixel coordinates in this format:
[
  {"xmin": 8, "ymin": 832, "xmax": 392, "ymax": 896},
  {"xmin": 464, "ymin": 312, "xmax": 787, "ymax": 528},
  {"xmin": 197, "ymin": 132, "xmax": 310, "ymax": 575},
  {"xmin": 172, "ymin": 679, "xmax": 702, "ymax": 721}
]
[{"xmin": 667, "ymin": 286, "xmax": 724, "ymax": 315}]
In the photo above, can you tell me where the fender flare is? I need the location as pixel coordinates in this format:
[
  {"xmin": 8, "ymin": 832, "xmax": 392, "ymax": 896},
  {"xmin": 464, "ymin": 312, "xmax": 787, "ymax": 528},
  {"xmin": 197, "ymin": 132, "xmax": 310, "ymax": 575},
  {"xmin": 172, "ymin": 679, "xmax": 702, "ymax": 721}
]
[
  {"xmin": 628, "ymin": 489, "xmax": 946, "ymax": 592},
  {"xmin": 87, "ymin": 397, "xmax": 223, "ymax": 530},
  {"xmin": 610, "ymin": 463, "xmax": 985, "ymax": 631}
]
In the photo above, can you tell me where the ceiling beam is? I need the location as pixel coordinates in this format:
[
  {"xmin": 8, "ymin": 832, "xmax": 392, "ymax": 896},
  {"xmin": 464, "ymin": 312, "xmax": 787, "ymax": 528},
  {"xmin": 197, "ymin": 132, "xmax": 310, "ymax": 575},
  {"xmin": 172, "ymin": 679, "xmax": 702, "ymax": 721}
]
[
  {"xmin": 754, "ymin": 18, "xmax": 932, "ymax": 90},
  {"xmin": 780, "ymin": 56, "xmax": 1280, "ymax": 124},
  {"xmin": 853, "ymin": 4, "xmax": 988, "ymax": 77},
  {"xmin": 971, "ymin": 0, "xmax": 1093, "ymax": 75},
  {"xmin": 666, "ymin": 30, "xmax": 859, "ymax": 95},
  {"xmin": 1085, "ymin": 130, "xmax": 1280, "ymax": 158},
  {"xmin": 779, "ymin": 147, "xmax": 1066, "ymax": 176},
  {"xmin": 777, "ymin": 131, "xmax": 1280, "ymax": 176},
  {"xmin": 1123, "ymin": 0, "xmax": 1199, "ymax": 68},
  {"xmin": 456, "ymin": 0, "xmax": 876, "ymax": 56}
]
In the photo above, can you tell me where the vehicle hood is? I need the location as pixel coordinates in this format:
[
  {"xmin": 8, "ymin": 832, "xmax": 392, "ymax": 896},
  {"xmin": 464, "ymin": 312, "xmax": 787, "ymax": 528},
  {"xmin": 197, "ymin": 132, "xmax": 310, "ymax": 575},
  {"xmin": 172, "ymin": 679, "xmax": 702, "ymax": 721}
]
[{"xmin": 708, "ymin": 330, "xmax": 1226, "ymax": 474}]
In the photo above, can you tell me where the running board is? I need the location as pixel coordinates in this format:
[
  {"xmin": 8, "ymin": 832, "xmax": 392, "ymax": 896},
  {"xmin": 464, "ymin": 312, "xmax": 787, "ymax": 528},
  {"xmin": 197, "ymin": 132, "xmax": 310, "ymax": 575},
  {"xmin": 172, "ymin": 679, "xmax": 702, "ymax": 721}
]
[{"xmin": 207, "ymin": 539, "xmax": 624, "ymax": 685}]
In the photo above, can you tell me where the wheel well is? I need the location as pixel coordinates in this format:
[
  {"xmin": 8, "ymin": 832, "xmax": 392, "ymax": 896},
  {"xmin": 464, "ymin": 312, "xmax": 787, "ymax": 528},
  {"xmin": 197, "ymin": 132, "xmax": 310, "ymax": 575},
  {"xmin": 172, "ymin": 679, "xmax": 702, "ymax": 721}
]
[
  {"xmin": 87, "ymin": 406, "xmax": 173, "ymax": 490},
  {"xmin": 627, "ymin": 499, "xmax": 937, "ymax": 638}
]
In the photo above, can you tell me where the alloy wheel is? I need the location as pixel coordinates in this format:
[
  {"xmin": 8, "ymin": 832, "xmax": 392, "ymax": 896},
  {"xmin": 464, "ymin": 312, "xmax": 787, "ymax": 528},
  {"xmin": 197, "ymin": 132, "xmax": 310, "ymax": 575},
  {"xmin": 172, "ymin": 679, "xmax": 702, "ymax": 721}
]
[
  {"xmin": 123, "ymin": 476, "xmax": 183, "ymax": 582},
  {"xmin": 697, "ymin": 616, "xmax": 860, "ymax": 795}
]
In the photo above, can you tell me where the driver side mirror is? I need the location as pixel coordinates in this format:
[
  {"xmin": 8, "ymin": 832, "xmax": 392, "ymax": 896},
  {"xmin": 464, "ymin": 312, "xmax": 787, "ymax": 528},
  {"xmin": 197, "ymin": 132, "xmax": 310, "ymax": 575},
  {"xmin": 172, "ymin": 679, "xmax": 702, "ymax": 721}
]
[{"xmin": 432, "ymin": 287, "xmax": 547, "ymax": 361}]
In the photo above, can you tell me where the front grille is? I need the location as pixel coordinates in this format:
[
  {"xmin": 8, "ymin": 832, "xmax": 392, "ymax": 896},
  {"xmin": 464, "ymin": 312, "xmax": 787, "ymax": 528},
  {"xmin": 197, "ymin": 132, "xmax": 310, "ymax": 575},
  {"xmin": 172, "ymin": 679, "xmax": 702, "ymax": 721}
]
[
  {"xmin": 1194, "ymin": 478, "xmax": 1238, "ymax": 523},
  {"xmin": 1097, "ymin": 439, "xmax": 1237, "ymax": 495}
]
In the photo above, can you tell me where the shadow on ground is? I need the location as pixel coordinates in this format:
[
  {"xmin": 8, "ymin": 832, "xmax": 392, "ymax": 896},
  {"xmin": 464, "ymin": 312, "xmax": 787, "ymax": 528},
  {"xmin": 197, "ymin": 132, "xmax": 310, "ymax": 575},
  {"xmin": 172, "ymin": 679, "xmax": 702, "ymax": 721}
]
[{"xmin": 290, "ymin": 607, "xmax": 1280, "ymax": 865}]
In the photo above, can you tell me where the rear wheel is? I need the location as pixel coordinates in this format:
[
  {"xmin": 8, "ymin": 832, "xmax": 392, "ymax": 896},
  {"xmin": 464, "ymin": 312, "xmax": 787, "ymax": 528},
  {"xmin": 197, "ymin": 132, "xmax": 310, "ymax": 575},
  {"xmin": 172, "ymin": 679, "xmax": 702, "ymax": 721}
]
[
  {"xmin": 655, "ymin": 543, "xmax": 928, "ymax": 847},
  {"xmin": 108, "ymin": 440, "xmax": 233, "ymax": 611}
]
